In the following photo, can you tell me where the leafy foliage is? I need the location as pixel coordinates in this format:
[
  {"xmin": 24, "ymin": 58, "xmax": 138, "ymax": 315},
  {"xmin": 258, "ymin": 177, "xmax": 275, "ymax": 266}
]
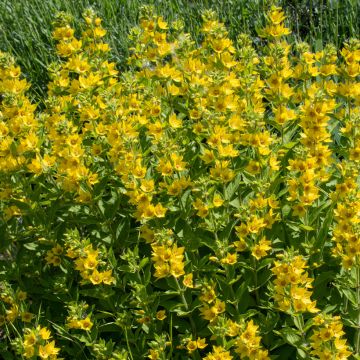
[{"xmin": 0, "ymin": 3, "xmax": 360, "ymax": 360}]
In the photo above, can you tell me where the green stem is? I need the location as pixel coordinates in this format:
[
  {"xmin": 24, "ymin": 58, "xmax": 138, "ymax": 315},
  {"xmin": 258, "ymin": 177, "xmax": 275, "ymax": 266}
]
[
  {"xmin": 169, "ymin": 313, "xmax": 173, "ymax": 359},
  {"xmin": 294, "ymin": 313, "xmax": 308, "ymax": 356},
  {"xmin": 225, "ymin": 265, "xmax": 236, "ymax": 302},
  {"xmin": 174, "ymin": 276, "xmax": 196, "ymax": 337},
  {"xmin": 304, "ymin": 208, "xmax": 309, "ymax": 244},
  {"xmin": 125, "ymin": 326, "xmax": 134, "ymax": 360},
  {"xmin": 298, "ymin": 313, "xmax": 305, "ymax": 339},
  {"xmin": 355, "ymin": 266, "xmax": 360, "ymax": 354},
  {"xmin": 252, "ymin": 257, "xmax": 260, "ymax": 305}
]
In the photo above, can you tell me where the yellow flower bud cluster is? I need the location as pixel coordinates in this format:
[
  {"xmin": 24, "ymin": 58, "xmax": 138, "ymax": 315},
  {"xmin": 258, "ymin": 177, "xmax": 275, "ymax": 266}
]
[
  {"xmin": 67, "ymin": 243, "xmax": 114, "ymax": 285},
  {"xmin": 65, "ymin": 301, "xmax": 94, "ymax": 332},
  {"xmin": 45, "ymin": 244, "xmax": 63, "ymax": 266},
  {"xmin": 22, "ymin": 326, "xmax": 60, "ymax": 359},
  {"xmin": 185, "ymin": 337, "xmax": 207, "ymax": 353},
  {"xmin": 151, "ymin": 240, "xmax": 185, "ymax": 279},
  {"xmin": 0, "ymin": 285, "xmax": 33, "ymax": 326},
  {"xmin": 271, "ymin": 254, "xmax": 318, "ymax": 314},
  {"xmin": 199, "ymin": 283, "xmax": 226, "ymax": 323},
  {"xmin": 0, "ymin": 51, "xmax": 38, "ymax": 174},
  {"xmin": 260, "ymin": 6, "xmax": 291, "ymax": 38},
  {"xmin": 310, "ymin": 314, "xmax": 351, "ymax": 359},
  {"xmin": 332, "ymin": 197, "xmax": 360, "ymax": 268},
  {"xmin": 235, "ymin": 320, "xmax": 270, "ymax": 360},
  {"xmin": 203, "ymin": 345, "xmax": 233, "ymax": 360},
  {"xmin": 234, "ymin": 194, "xmax": 280, "ymax": 257}
]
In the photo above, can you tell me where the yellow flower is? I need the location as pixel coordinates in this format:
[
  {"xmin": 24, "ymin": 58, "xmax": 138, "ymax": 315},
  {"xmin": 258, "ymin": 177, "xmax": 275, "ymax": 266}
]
[
  {"xmin": 234, "ymin": 239, "xmax": 247, "ymax": 252},
  {"xmin": 157, "ymin": 17, "xmax": 168, "ymax": 30},
  {"xmin": 23, "ymin": 331, "xmax": 37, "ymax": 348},
  {"xmin": 140, "ymin": 225, "xmax": 155, "ymax": 243},
  {"xmin": 268, "ymin": 6, "xmax": 286, "ymax": 24},
  {"xmin": 245, "ymin": 160, "xmax": 261, "ymax": 175},
  {"xmin": 251, "ymin": 238, "xmax": 272, "ymax": 260},
  {"xmin": 23, "ymin": 346, "xmax": 35, "ymax": 359},
  {"xmin": 263, "ymin": 23, "xmax": 291, "ymax": 38},
  {"xmin": 211, "ymin": 38, "xmax": 232, "ymax": 53},
  {"xmin": 39, "ymin": 326, "xmax": 51, "ymax": 340},
  {"xmin": 38, "ymin": 340, "xmax": 60, "ymax": 359},
  {"xmin": 83, "ymin": 256, "xmax": 98, "ymax": 270},
  {"xmin": 221, "ymin": 252, "xmax": 237, "ymax": 265},
  {"xmin": 246, "ymin": 216, "xmax": 266, "ymax": 234},
  {"xmin": 148, "ymin": 349, "xmax": 159, "ymax": 360},
  {"xmin": 168, "ymin": 113, "xmax": 182, "ymax": 128},
  {"xmin": 200, "ymin": 299, "xmax": 225, "ymax": 322},
  {"xmin": 212, "ymin": 193, "xmax": 224, "ymax": 207},
  {"xmin": 17, "ymin": 290, "xmax": 27, "ymax": 301},
  {"xmin": 183, "ymin": 273, "xmax": 194, "ymax": 288},
  {"xmin": 21, "ymin": 312, "xmax": 34, "ymax": 323},
  {"xmin": 292, "ymin": 203, "xmax": 307, "ymax": 217},
  {"xmin": 67, "ymin": 318, "xmax": 81, "ymax": 329},
  {"xmin": 154, "ymin": 203, "xmax": 167, "ymax": 218},
  {"xmin": 78, "ymin": 317, "xmax": 93, "ymax": 331},
  {"xmin": 89, "ymin": 269, "xmax": 103, "ymax": 285},
  {"xmin": 186, "ymin": 340, "xmax": 197, "ymax": 353},
  {"xmin": 101, "ymin": 269, "xmax": 115, "ymax": 285},
  {"xmin": 93, "ymin": 27, "xmax": 106, "ymax": 38},
  {"xmin": 156, "ymin": 310, "xmax": 166, "ymax": 321},
  {"xmin": 196, "ymin": 337, "xmax": 207, "ymax": 349}
]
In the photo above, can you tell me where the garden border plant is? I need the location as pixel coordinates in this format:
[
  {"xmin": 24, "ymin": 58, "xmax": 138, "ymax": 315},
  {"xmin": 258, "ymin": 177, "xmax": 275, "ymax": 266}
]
[{"xmin": 0, "ymin": 3, "xmax": 359, "ymax": 359}]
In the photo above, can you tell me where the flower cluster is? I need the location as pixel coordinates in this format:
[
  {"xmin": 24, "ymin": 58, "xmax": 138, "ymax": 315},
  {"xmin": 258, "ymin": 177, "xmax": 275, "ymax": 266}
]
[
  {"xmin": 271, "ymin": 254, "xmax": 318, "ymax": 314},
  {"xmin": 204, "ymin": 346, "xmax": 233, "ymax": 360},
  {"xmin": 65, "ymin": 302, "xmax": 94, "ymax": 331},
  {"xmin": 235, "ymin": 320, "xmax": 270, "ymax": 360},
  {"xmin": 151, "ymin": 240, "xmax": 185, "ymax": 279},
  {"xmin": 65, "ymin": 231, "xmax": 115, "ymax": 285},
  {"xmin": 310, "ymin": 314, "xmax": 352, "ymax": 359},
  {"xmin": 0, "ymin": 284, "xmax": 32, "ymax": 325},
  {"xmin": 21, "ymin": 326, "xmax": 60, "ymax": 359}
]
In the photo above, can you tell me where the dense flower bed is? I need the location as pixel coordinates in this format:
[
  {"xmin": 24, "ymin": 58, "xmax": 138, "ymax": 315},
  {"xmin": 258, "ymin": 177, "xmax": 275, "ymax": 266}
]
[{"xmin": 0, "ymin": 5, "xmax": 359, "ymax": 359}]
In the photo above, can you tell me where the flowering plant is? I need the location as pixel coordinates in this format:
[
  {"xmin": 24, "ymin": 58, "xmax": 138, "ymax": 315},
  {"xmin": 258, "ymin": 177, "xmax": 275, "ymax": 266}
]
[{"xmin": 0, "ymin": 4, "xmax": 359, "ymax": 359}]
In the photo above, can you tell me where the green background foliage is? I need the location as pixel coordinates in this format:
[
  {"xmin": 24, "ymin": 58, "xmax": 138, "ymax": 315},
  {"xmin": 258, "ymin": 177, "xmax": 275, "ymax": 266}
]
[{"xmin": 0, "ymin": 0, "xmax": 359, "ymax": 98}]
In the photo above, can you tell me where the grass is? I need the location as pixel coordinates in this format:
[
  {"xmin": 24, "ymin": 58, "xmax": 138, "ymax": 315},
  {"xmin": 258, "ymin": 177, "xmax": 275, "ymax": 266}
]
[{"xmin": 0, "ymin": 0, "xmax": 359, "ymax": 98}]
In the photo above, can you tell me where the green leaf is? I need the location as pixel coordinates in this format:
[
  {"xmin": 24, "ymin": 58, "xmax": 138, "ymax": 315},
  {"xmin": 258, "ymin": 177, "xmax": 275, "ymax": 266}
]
[
  {"xmin": 283, "ymin": 141, "xmax": 297, "ymax": 149},
  {"xmin": 339, "ymin": 288, "xmax": 357, "ymax": 306},
  {"xmin": 98, "ymin": 323, "xmax": 122, "ymax": 333},
  {"xmin": 79, "ymin": 287, "xmax": 115, "ymax": 300},
  {"xmin": 300, "ymin": 224, "xmax": 314, "ymax": 231},
  {"xmin": 225, "ymin": 173, "xmax": 242, "ymax": 200},
  {"xmin": 179, "ymin": 188, "xmax": 192, "ymax": 215},
  {"xmin": 257, "ymin": 258, "xmax": 274, "ymax": 271},
  {"xmin": 0, "ymin": 351, "xmax": 14, "ymax": 360},
  {"xmin": 275, "ymin": 327, "xmax": 301, "ymax": 347},
  {"xmin": 139, "ymin": 257, "xmax": 149, "ymax": 269},
  {"xmin": 297, "ymin": 348, "xmax": 308, "ymax": 359},
  {"xmin": 219, "ymin": 219, "xmax": 238, "ymax": 242},
  {"xmin": 116, "ymin": 217, "xmax": 130, "ymax": 243},
  {"xmin": 23, "ymin": 242, "xmax": 39, "ymax": 250},
  {"xmin": 282, "ymin": 205, "xmax": 291, "ymax": 217}
]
